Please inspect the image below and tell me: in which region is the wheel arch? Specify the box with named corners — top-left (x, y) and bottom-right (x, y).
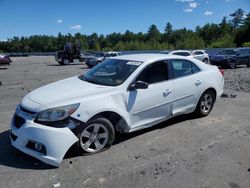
top-left (88, 111), bottom-right (129, 133)
top-left (202, 87), bottom-right (217, 101)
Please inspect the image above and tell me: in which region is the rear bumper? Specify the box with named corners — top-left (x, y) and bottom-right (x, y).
top-left (10, 108), bottom-right (78, 167)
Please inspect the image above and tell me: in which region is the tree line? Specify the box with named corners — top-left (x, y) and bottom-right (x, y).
top-left (0, 8), bottom-right (249, 53)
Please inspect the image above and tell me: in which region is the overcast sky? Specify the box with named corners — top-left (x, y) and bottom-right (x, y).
top-left (0, 0), bottom-right (249, 41)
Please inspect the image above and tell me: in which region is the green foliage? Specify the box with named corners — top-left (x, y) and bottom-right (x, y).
top-left (235, 13), bottom-right (250, 46)
top-left (0, 9), bottom-right (249, 53)
top-left (229, 8), bottom-right (245, 29)
top-left (242, 42), bottom-right (250, 47)
top-left (210, 35), bottom-right (236, 48)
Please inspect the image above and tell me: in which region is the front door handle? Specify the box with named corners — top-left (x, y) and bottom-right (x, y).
top-left (195, 80), bottom-right (202, 86)
top-left (163, 89), bottom-right (172, 97)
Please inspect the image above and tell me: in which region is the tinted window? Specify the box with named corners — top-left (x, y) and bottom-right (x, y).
top-left (191, 62), bottom-right (201, 74)
top-left (219, 50), bottom-right (237, 55)
top-left (170, 59), bottom-right (200, 78)
top-left (193, 51), bottom-right (204, 55)
top-left (172, 52), bottom-right (191, 56)
top-left (136, 61), bottom-right (168, 84)
top-left (243, 49), bottom-right (250, 54)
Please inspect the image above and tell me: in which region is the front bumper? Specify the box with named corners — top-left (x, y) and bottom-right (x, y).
top-left (10, 106), bottom-right (78, 167)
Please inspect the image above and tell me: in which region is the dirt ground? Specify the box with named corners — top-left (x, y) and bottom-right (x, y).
top-left (0, 56), bottom-right (250, 188)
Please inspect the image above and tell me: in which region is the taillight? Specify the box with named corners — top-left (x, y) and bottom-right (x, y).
top-left (219, 69), bottom-right (224, 76)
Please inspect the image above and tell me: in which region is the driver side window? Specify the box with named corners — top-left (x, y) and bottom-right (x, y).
top-left (136, 61), bottom-right (168, 84)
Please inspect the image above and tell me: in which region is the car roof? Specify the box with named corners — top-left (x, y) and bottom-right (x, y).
top-left (112, 53), bottom-right (210, 71)
top-left (192, 50), bottom-right (206, 52)
top-left (112, 53), bottom-right (192, 63)
top-left (171, 50), bottom-right (191, 53)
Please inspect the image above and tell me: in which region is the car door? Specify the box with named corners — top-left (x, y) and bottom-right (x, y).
top-left (127, 61), bottom-right (174, 129)
top-left (169, 59), bottom-right (205, 115)
top-left (243, 49), bottom-right (250, 65)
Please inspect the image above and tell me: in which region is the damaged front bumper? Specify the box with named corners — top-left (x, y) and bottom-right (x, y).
top-left (9, 106), bottom-right (78, 167)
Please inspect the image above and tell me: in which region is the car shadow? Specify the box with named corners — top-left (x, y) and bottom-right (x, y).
top-left (113, 114), bottom-right (200, 145)
top-left (0, 114), bottom-right (200, 170)
top-left (65, 114), bottom-right (201, 158)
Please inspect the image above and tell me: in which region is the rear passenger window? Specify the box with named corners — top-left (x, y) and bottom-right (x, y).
top-left (170, 59), bottom-right (200, 78)
top-left (173, 52), bottom-right (191, 56)
top-left (136, 61), bottom-right (168, 84)
top-left (194, 51), bottom-right (203, 55)
top-left (192, 63), bottom-right (201, 74)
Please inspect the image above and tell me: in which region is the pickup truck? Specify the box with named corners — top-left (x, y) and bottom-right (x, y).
top-left (209, 48), bottom-right (250, 69)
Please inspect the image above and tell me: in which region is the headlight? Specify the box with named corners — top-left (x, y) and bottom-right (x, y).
top-left (37, 103), bottom-right (80, 123)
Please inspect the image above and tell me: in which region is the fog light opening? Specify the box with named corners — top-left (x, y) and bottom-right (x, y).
top-left (35, 143), bottom-right (43, 151)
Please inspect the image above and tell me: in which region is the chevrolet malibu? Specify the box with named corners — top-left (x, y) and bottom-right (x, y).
top-left (10, 54), bottom-right (224, 167)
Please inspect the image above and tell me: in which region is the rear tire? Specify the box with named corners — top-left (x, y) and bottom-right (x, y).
top-left (203, 58), bottom-right (208, 64)
top-left (195, 90), bottom-right (215, 117)
top-left (74, 117), bottom-right (115, 155)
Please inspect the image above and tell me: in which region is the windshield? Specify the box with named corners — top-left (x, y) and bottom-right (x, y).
top-left (79, 59), bottom-right (142, 86)
top-left (219, 50), bottom-right (237, 55)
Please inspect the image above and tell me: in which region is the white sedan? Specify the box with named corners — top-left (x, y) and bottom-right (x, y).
top-left (10, 54), bottom-right (224, 166)
top-left (169, 50), bottom-right (193, 57)
top-left (192, 50), bottom-right (209, 63)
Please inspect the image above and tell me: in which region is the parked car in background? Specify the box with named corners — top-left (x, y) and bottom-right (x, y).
top-left (0, 54), bottom-right (12, 65)
top-left (86, 51), bottom-right (121, 68)
top-left (10, 54), bottom-right (224, 166)
top-left (55, 43), bottom-right (85, 65)
top-left (103, 51), bottom-right (121, 60)
top-left (159, 50), bottom-right (170, 54)
top-left (85, 51), bottom-right (106, 68)
top-left (209, 48), bottom-right (250, 69)
top-left (169, 50), bottom-right (193, 57)
top-left (192, 50), bottom-right (209, 63)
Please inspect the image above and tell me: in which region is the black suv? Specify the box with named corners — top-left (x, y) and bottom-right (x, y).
top-left (209, 48), bottom-right (250, 69)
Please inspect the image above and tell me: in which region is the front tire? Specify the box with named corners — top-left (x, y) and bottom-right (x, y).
top-left (75, 117), bottom-right (115, 154)
top-left (228, 60), bottom-right (236, 69)
top-left (195, 90), bottom-right (215, 117)
top-left (62, 58), bottom-right (70, 65)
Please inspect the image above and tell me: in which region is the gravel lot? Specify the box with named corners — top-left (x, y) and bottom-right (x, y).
top-left (0, 56), bottom-right (250, 188)
top-left (224, 67), bottom-right (250, 93)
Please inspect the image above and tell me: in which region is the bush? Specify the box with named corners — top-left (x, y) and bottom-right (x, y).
top-left (210, 35), bottom-right (236, 48)
top-left (242, 41), bottom-right (250, 47)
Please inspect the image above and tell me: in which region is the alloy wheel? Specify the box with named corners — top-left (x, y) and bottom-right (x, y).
top-left (200, 93), bottom-right (213, 114)
top-left (80, 123), bottom-right (109, 153)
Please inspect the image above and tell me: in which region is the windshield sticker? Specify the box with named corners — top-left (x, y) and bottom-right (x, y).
top-left (127, 61), bottom-right (142, 66)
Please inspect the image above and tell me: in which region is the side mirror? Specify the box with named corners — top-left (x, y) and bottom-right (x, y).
top-left (129, 81), bottom-right (148, 90)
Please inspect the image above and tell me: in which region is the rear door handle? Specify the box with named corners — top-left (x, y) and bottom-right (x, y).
top-left (163, 89), bottom-right (172, 97)
top-left (195, 80), bottom-right (202, 86)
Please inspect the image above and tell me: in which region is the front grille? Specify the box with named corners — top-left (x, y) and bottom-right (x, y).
top-left (20, 106), bottom-right (36, 115)
top-left (13, 115), bottom-right (26, 129)
top-left (10, 131), bottom-right (18, 141)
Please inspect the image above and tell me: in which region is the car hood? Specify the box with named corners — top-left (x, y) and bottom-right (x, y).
top-left (21, 76), bottom-right (114, 111)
